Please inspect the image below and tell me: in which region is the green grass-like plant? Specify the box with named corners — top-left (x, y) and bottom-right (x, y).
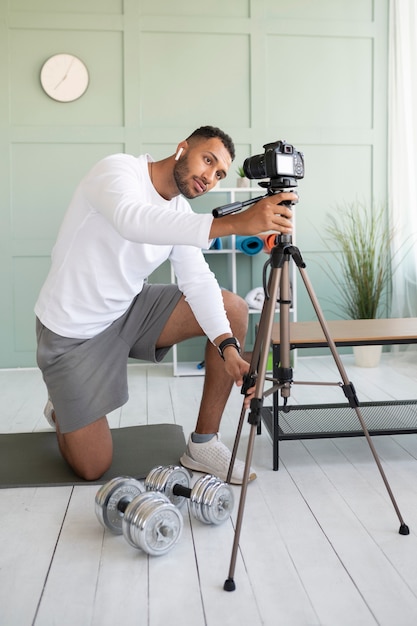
top-left (323, 201), bottom-right (395, 319)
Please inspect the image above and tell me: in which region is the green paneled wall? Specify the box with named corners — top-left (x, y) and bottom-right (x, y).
top-left (0, 0), bottom-right (388, 367)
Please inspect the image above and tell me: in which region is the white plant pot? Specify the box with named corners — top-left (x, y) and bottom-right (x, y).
top-left (353, 345), bottom-right (382, 368)
top-left (236, 177), bottom-right (250, 188)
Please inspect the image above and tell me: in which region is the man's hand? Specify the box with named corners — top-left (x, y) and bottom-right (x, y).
top-left (209, 190), bottom-right (297, 240)
top-left (223, 348), bottom-right (256, 409)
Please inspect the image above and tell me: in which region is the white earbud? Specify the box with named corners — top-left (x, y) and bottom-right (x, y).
top-left (175, 147), bottom-right (184, 161)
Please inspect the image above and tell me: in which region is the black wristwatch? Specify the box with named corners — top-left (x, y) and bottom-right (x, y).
top-left (217, 337), bottom-right (241, 360)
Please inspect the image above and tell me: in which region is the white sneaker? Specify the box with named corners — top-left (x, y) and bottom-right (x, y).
top-left (180, 434), bottom-right (257, 485)
top-left (43, 398), bottom-right (56, 429)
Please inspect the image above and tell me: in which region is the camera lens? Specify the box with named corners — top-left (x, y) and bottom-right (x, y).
top-left (243, 154), bottom-right (266, 179)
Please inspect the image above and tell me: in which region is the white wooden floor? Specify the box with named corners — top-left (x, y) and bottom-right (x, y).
top-left (2, 350), bottom-right (417, 626)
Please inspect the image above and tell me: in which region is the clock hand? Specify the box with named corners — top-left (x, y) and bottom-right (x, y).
top-left (53, 57), bottom-right (75, 90)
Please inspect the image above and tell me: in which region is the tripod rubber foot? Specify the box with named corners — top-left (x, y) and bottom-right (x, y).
top-left (399, 523), bottom-right (410, 536)
top-left (224, 578), bottom-right (236, 592)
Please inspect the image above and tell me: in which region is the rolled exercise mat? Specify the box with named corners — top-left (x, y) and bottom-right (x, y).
top-left (209, 237), bottom-right (223, 250)
top-left (235, 235), bottom-right (263, 255)
top-left (261, 233), bottom-right (278, 253)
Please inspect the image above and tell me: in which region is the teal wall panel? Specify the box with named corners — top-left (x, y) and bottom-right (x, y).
top-left (265, 36), bottom-right (373, 129)
top-left (10, 30), bottom-right (124, 126)
top-left (10, 0), bottom-right (123, 13)
top-left (139, 32), bottom-right (251, 128)
top-left (12, 256), bottom-right (51, 354)
top-left (265, 0), bottom-right (373, 21)
top-left (138, 0), bottom-right (250, 18)
top-left (296, 144), bottom-right (373, 252)
top-left (10, 142), bottom-right (124, 241)
top-left (0, 0), bottom-right (389, 367)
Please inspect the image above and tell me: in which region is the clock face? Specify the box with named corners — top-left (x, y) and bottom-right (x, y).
top-left (40, 53), bottom-right (89, 102)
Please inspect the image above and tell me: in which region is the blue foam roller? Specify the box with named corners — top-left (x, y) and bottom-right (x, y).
top-left (235, 236), bottom-right (263, 255)
top-left (210, 237), bottom-right (223, 250)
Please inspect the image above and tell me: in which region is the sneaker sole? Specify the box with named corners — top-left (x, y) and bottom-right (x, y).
top-left (180, 453), bottom-right (257, 485)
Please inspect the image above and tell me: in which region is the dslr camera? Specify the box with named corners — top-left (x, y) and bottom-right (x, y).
top-left (212, 140), bottom-right (304, 217)
top-left (243, 140), bottom-right (304, 189)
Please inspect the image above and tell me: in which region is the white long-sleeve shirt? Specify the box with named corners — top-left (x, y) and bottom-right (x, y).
top-left (35, 153), bottom-right (232, 341)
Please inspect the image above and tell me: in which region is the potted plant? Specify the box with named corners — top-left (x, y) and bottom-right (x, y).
top-left (322, 200), bottom-right (395, 366)
top-left (236, 166), bottom-right (249, 188)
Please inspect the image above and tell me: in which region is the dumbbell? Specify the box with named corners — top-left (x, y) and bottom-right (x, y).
top-left (95, 476), bottom-right (183, 556)
top-left (145, 465), bottom-right (234, 525)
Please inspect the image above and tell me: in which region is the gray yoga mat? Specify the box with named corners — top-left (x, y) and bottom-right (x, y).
top-left (0, 424), bottom-right (186, 488)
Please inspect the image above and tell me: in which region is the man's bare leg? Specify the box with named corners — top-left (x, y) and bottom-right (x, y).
top-left (157, 290), bottom-right (249, 434)
top-left (54, 415), bottom-right (113, 481)
top-left (194, 298), bottom-right (249, 435)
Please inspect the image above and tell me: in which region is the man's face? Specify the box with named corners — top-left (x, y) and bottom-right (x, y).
top-left (173, 137), bottom-right (232, 199)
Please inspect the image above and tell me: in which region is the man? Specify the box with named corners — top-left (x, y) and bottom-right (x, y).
top-left (35, 126), bottom-right (295, 484)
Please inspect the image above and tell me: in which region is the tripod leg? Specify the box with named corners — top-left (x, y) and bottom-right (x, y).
top-left (224, 266), bottom-right (282, 591)
top-left (272, 253), bottom-right (293, 470)
top-left (298, 265), bottom-right (409, 536)
top-left (226, 264), bottom-right (282, 483)
top-left (224, 419), bottom-right (258, 591)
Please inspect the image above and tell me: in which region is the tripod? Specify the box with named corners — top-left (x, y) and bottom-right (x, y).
top-left (223, 233), bottom-right (410, 592)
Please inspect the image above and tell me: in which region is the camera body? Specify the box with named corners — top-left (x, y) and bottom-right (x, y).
top-left (243, 140), bottom-right (304, 187)
top-left (212, 140), bottom-right (304, 218)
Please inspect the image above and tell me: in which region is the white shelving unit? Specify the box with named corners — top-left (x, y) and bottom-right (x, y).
top-left (171, 187), bottom-right (297, 376)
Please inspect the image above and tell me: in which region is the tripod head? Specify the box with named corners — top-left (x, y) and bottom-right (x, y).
top-left (213, 139), bottom-right (303, 218)
top-left (258, 176), bottom-right (299, 193)
top-left (212, 181), bottom-right (298, 218)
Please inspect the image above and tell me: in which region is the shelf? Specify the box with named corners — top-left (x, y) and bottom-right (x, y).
top-left (172, 360), bottom-right (206, 377)
top-left (205, 248), bottom-right (235, 255)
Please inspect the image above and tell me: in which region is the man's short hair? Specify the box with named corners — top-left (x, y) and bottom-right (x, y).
top-left (187, 126), bottom-right (235, 161)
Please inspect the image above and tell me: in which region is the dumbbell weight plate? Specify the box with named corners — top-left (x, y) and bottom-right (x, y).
top-left (190, 475), bottom-right (234, 525)
top-left (189, 474), bottom-right (214, 524)
top-left (201, 478), bottom-right (234, 525)
top-left (145, 465), bottom-right (191, 508)
top-left (95, 476), bottom-right (143, 535)
top-left (123, 492), bottom-right (183, 556)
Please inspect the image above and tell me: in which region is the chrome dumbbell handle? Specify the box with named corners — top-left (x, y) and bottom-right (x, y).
top-left (172, 483), bottom-right (192, 498)
top-left (145, 465), bottom-right (234, 525)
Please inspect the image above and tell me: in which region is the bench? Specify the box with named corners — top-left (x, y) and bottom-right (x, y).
top-left (260, 318), bottom-right (417, 469)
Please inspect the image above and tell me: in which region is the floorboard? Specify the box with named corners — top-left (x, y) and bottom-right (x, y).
top-left (1, 353), bottom-right (417, 625)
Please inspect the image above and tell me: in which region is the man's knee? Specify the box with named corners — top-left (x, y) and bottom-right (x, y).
top-left (74, 451), bottom-right (112, 481)
top-left (222, 291), bottom-right (249, 328)
top-left (58, 417), bottom-right (113, 481)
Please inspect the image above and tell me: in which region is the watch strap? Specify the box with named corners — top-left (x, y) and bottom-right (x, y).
top-left (217, 337), bottom-right (241, 360)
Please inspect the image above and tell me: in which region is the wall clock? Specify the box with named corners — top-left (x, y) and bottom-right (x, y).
top-left (40, 53), bottom-right (89, 102)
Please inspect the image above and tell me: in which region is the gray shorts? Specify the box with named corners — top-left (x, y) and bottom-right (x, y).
top-left (36, 283), bottom-right (183, 433)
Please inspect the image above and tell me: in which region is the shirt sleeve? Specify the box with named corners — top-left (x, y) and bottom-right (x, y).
top-left (84, 155), bottom-right (214, 248)
top-left (169, 244), bottom-right (233, 342)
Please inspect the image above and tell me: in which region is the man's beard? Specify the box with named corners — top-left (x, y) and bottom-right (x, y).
top-left (173, 157), bottom-right (196, 199)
